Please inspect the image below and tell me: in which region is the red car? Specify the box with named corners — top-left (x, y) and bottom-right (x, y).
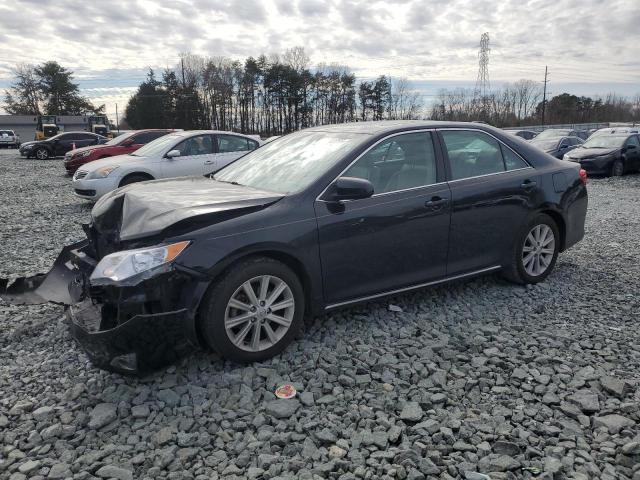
top-left (63, 129), bottom-right (175, 174)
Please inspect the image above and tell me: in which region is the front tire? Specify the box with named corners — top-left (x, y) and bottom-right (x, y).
top-left (199, 256), bottom-right (304, 363)
top-left (610, 159), bottom-right (624, 177)
top-left (35, 148), bottom-right (49, 160)
top-left (503, 213), bottom-right (560, 285)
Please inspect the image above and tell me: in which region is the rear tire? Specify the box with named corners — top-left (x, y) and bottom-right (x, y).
top-left (502, 213), bottom-right (560, 285)
top-left (610, 159), bottom-right (624, 177)
top-left (119, 174), bottom-right (152, 187)
top-left (198, 256), bottom-right (304, 363)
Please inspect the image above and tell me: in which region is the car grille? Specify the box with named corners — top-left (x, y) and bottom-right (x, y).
top-left (74, 189), bottom-right (96, 197)
top-left (74, 170), bottom-right (88, 180)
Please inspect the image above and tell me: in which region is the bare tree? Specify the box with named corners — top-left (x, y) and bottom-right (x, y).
top-left (3, 64), bottom-right (42, 115)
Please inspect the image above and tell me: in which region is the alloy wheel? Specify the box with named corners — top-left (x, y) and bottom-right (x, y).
top-left (224, 275), bottom-right (295, 352)
top-left (36, 148), bottom-right (48, 160)
top-left (522, 224), bottom-right (555, 277)
top-left (612, 160), bottom-right (624, 177)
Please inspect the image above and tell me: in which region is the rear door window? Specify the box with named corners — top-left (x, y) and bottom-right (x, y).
top-left (626, 135), bottom-right (640, 147)
top-left (217, 135), bottom-right (254, 153)
top-left (174, 134), bottom-right (214, 156)
top-left (440, 130), bottom-right (506, 180)
top-left (501, 145), bottom-right (529, 170)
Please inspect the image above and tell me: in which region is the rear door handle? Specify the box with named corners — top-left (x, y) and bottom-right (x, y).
top-left (424, 196), bottom-right (449, 209)
top-left (521, 179), bottom-right (537, 189)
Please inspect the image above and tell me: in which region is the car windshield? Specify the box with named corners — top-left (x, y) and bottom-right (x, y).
top-left (131, 133), bottom-right (181, 157)
top-left (0, 130), bottom-right (13, 135)
top-left (536, 129), bottom-right (570, 139)
top-left (582, 136), bottom-right (627, 149)
top-left (105, 131), bottom-right (135, 146)
top-left (531, 139), bottom-right (560, 150)
top-left (214, 131), bottom-right (367, 194)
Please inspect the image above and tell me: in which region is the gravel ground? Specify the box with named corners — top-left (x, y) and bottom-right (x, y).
top-left (0, 148), bottom-right (639, 480)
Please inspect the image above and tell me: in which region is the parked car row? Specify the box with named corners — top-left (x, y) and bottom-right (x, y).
top-left (512, 126), bottom-right (640, 177)
top-left (1, 120), bottom-right (589, 374)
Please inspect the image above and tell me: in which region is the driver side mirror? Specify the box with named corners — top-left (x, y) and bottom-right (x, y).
top-left (166, 149), bottom-right (181, 159)
top-left (325, 177), bottom-right (374, 202)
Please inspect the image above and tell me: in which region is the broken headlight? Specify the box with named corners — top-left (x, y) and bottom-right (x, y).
top-left (90, 241), bottom-right (190, 286)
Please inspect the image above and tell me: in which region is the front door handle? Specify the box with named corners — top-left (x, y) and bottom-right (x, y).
top-left (521, 179), bottom-right (537, 189)
top-left (203, 160), bottom-right (215, 165)
top-left (424, 196), bottom-right (449, 209)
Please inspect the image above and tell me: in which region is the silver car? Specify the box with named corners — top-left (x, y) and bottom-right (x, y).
top-left (71, 130), bottom-right (262, 200)
top-left (0, 130), bottom-right (20, 148)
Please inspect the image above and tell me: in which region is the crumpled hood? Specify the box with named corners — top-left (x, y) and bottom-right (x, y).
top-left (91, 176), bottom-right (284, 242)
top-left (567, 147), bottom-right (619, 159)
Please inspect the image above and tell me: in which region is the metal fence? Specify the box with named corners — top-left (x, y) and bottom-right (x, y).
top-left (503, 122), bottom-right (639, 133)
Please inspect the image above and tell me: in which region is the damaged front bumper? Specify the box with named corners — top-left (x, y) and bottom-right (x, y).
top-left (0, 239), bottom-right (201, 375)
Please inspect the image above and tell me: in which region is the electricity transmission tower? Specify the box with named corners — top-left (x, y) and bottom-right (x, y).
top-left (474, 33), bottom-right (491, 117)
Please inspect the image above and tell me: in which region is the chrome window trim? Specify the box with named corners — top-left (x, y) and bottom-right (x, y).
top-left (325, 265), bottom-right (502, 310)
top-left (446, 166), bottom-right (534, 184)
top-left (316, 129), bottom-right (439, 202)
top-left (317, 127), bottom-right (537, 203)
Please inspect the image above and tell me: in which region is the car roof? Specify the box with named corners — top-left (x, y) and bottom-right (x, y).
top-left (170, 130), bottom-right (256, 137)
top-left (304, 120), bottom-right (510, 135)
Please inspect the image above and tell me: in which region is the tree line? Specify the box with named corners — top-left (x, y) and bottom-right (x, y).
top-left (430, 82), bottom-right (640, 127)
top-left (124, 48), bottom-right (423, 134)
top-left (3, 51), bottom-right (639, 131)
top-left (3, 62), bottom-right (103, 116)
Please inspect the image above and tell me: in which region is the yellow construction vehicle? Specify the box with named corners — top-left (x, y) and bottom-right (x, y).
top-left (35, 115), bottom-right (59, 140)
top-left (87, 115), bottom-right (111, 137)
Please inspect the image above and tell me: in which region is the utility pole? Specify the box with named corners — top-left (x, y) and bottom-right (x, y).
top-left (181, 57), bottom-right (186, 88)
top-left (115, 104), bottom-right (119, 133)
top-left (541, 66), bottom-right (549, 126)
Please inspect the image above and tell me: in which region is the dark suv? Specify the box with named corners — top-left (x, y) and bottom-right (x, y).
top-left (19, 132), bottom-right (107, 159)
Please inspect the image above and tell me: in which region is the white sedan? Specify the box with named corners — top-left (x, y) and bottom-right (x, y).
top-left (72, 130), bottom-right (261, 200)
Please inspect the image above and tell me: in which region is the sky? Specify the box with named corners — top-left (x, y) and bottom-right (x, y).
top-left (0, 0), bottom-right (638, 121)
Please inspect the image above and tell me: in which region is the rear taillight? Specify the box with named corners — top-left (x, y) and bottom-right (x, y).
top-left (579, 169), bottom-right (588, 185)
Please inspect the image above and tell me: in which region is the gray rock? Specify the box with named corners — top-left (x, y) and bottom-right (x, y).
top-left (264, 399), bottom-right (300, 418)
top-left (18, 460), bottom-right (41, 474)
top-left (400, 402), bottom-right (424, 422)
top-left (493, 440), bottom-right (520, 456)
top-left (478, 454), bottom-right (521, 472)
top-left (87, 403), bottom-right (117, 429)
top-left (601, 375), bottom-right (630, 398)
top-left (32, 406), bottom-right (55, 421)
top-left (567, 390), bottom-right (600, 413)
top-left (95, 465), bottom-right (133, 480)
top-left (157, 388), bottom-right (181, 407)
top-left (465, 472), bottom-right (491, 480)
top-left (47, 463), bottom-right (72, 479)
top-left (131, 404), bottom-right (150, 418)
top-left (593, 414), bottom-right (635, 434)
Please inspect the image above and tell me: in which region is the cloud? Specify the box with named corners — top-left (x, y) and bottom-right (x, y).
top-left (0, 0), bottom-right (638, 117)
